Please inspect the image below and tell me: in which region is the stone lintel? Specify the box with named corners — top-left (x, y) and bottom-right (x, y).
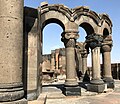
top-left (63, 86), bottom-right (81, 96)
top-left (87, 84), bottom-right (105, 93)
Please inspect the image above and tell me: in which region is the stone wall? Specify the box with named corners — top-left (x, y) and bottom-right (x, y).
top-left (24, 7), bottom-right (42, 100)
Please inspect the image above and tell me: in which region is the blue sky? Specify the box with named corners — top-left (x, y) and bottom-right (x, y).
top-left (24, 0), bottom-right (120, 64)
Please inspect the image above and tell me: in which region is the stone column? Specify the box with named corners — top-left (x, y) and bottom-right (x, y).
top-left (0, 0), bottom-right (26, 103)
top-left (61, 29), bottom-right (81, 96)
top-left (50, 52), bottom-right (55, 70)
top-left (64, 39), bottom-right (78, 86)
top-left (79, 54), bottom-right (83, 74)
top-left (102, 44), bottom-right (114, 88)
top-left (81, 52), bottom-right (88, 75)
top-left (91, 47), bottom-right (104, 84)
top-left (81, 52), bottom-right (89, 82)
top-left (87, 46), bottom-right (105, 93)
top-left (86, 34), bottom-right (105, 93)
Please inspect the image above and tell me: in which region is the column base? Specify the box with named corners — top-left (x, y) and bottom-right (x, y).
top-left (64, 79), bottom-right (78, 87)
top-left (87, 79), bottom-right (105, 93)
top-left (63, 86), bottom-right (81, 96)
top-left (0, 83), bottom-right (24, 102)
top-left (103, 77), bottom-right (114, 89)
top-left (0, 98), bottom-right (27, 104)
top-left (87, 84), bottom-right (105, 93)
top-left (90, 79), bottom-right (104, 85)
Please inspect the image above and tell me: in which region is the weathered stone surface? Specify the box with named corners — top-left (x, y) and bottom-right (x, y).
top-left (103, 77), bottom-right (115, 88)
top-left (87, 84), bottom-right (105, 93)
top-left (63, 86), bottom-right (81, 96)
top-left (0, 0), bottom-right (25, 102)
top-left (0, 99), bottom-right (27, 104)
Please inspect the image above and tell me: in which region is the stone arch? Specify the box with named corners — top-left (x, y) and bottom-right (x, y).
top-left (40, 4), bottom-right (71, 31)
top-left (75, 15), bottom-right (97, 35)
top-left (103, 28), bottom-right (109, 39)
top-left (101, 21), bottom-right (112, 35)
top-left (98, 14), bottom-right (112, 37)
top-left (74, 6), bottom-right (100, 25)
top-left (79, 22), bottom-right (95, 35)
top-left (41, 18), bottom-right (65, 31)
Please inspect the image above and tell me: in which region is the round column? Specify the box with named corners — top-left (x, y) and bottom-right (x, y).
top-left (90, 46), bottom-right (104, 84)
top-left (78, 53), bottom-right (83, 74)
top-left (102, 44), bottom-right (114, 88)
top-left (81, 52), bottom-right (88, 75)
top-left (0, 0), bottom-right (24, 102)
top-left (64, 39), bottom-right (78, 86)
top-left (86, 34), bottom-right (104, 85)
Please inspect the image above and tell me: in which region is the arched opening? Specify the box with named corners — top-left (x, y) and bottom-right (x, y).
top-left (78, 27), bottom-right (86, 42)
top-left (43, 23), bottom-right (64, 54)
top-left (76, 22), bottom-right (95, 80)
top-left (42, 18), bottom-right (65, 54)
top-left (78, 22), bottom-right (95, 67)
top-left (103, 28), bottom-right (109, 39)
top-left (41, 18), bottom-right (65, 83)
top-left (80, 23), bottom-right (94, 36)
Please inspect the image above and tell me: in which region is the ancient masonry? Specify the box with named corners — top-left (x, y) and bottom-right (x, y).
top-left (0, 1), bottom-right (114, 103)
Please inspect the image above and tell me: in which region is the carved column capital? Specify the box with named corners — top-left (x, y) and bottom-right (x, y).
top-left (86, 33), bottom-right (103, 49)
top-left (101, 38), bottom-right (113, 52)
top-left (64, 38), bottom-right (76, 48)
top-left (101, 44), bottom-right (112, 52)
top-left (61, 31), bottom-right (79, 48)
top-left (61, 31), bottom-right (79, 40)
top-left (89, 41), bottom-right (101, 49)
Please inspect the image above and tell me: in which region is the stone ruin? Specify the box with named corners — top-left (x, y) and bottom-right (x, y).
top-left (0, 1), bottom-right (114, 103)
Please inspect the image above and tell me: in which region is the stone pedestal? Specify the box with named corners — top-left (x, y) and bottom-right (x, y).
top-left (0, 0), bottom-right (26, 102)
top-left (63, 86), bottom-right (81, 96)
top-left (87, 84), bottom-right (105, 93)
top-left (102, 45), bottom-right (114, 88)
top-left (103, 77), bottom-right (114, 89)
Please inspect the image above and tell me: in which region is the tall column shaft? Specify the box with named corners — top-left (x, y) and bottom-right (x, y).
top-left (65, 47), bottom-right (78, 86)
top-left (91, 47), bottom-right (104, 84)
top-left (0, 0), bottom-right (24, 102)
top-left (79, 54), bottom-right (83, 73)
top-left (92, 47), bottom-right (101, 79)
top-left (102, 44), bottom-right (114, 88)
top-left (82, 55), bottom-right (87, 75)
top-left (86, 34), bottom-right (105, 92)
top-left (103, 52), bottom-right (112, 78)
